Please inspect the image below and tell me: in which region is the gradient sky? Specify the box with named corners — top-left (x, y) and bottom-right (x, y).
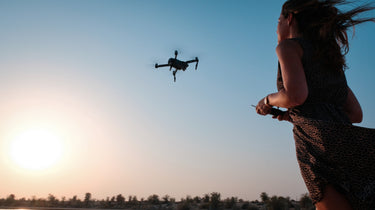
top-left (0, 0), bottom-right (374, 202)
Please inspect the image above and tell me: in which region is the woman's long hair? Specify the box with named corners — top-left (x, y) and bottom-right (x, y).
top-left (282, 0), bottom-right (375, 73)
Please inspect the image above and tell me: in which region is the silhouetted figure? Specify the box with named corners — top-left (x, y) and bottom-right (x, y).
top-left (256, 0), bottom-right (375, 209)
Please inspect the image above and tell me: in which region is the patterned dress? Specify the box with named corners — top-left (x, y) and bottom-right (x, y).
top-left (277, 38), bottom-right (375, 209)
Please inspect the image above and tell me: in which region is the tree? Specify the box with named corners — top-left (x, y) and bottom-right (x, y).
top-left (110, 196), bottom-right (116, 208)
top-left (162, 194), bottom-right (170, 204)
top-left (224, 197), bottom-right (238, 209)
top-left (84, 193), bottom-right (92, 208)
top-left (61, 196), bottom-right (66, 207)
top-left (147, 194), bottom-right (160, 205)
top-left (260, 192), bottom-right (270, 203)
top-left (104, 197), bottom-right (111, 208)
top-left (5, 194), bottom-right (16, 206)
top-left (267, 196), bottom-right (288, 210)
top-left (116, 194), bottom-right (125, 207)
top-left (177, 200), bottom-right (191, 210)
top-left (203, 194), bottom-right (210, 203)
top-left (300, 193), bottom-right (314, 210)
top-left (210, 192), bottom-right (221, 210)
top-left (69, 195), bottom-right (81, 208)
top-left (184, 195), bottom-right (193, 203)
top-left (30, 196), bottom-right (37, 207)
top-left (47, 194), bottom-right (58, 207)
top-left (193, 196), bottom-right (202, 203)
top-left (128, 195), bottom-right (139, 206)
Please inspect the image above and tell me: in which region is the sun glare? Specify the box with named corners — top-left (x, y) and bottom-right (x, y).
top-left (9, 128), bottom-right (63, 170)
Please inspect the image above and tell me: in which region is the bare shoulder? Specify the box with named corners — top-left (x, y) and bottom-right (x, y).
top-left (276, 39), bottom-right (303, 58)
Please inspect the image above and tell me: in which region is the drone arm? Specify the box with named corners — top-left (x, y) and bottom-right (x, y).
top-left (186, 60), bottom-right (197, 64)
top-left (186, 57), bottom-right (199, 70)
top-left (186, 57), bottom-right (199, 63)
top-left (155, 63), bottom-right (170, 68)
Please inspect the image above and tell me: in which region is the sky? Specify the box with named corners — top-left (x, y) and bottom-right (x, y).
top-left (0, 0), bottom-right (375, 202)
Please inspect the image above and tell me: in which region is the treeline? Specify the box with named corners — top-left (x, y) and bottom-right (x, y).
top-left (0, 192), bottom-right (315, 210)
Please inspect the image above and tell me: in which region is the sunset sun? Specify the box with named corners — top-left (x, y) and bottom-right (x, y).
top-left (9, 128), bottom-right (64, 170)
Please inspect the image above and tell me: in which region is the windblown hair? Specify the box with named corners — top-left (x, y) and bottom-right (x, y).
top-left (282, 0), bottom-right (375, 73)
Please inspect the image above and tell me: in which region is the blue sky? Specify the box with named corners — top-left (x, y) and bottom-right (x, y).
top-left (0, 0), bottom-right (374, 201)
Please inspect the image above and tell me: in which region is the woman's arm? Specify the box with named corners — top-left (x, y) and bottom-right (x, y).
top-left (268, 39), bottom-right (308, 108)
top-left (343, 87), bottom-right (362, 123)
top-left (256, 39), bottom-right (307, 116)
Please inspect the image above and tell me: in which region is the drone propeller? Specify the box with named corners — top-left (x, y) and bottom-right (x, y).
top-left (195, 57), bottom-right (199, 70)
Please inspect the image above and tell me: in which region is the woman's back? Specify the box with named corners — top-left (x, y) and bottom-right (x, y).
top-left (277, 38), bottom-right (351, 123)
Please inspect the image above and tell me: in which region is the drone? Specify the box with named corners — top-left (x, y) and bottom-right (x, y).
top-left (155, 50), bottom-right (199, 82)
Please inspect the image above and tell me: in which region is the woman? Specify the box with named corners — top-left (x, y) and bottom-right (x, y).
top-left (256, 0), bottom-right (375, 209)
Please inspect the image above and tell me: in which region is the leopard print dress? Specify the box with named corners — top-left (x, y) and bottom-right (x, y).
top-left (277, 38), bottom-right (375, 209)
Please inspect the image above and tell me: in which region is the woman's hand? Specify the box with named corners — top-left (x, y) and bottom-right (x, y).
top-left (256, 96), bottom-right (273, 115)
top-left (272, 110), bottom-right (292, 122)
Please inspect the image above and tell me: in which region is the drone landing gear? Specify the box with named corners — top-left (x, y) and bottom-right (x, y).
top-left (173, 70), bottom-right (177, 82)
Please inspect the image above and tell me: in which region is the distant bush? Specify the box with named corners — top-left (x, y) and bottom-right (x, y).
top-left (147, 194), bottom-right (160, 205)
top-left (0, 191), bottom-right (316, 210)
top-left (224, 197), bottom-right (238, 209)
top-left (248, 205), bottom-right (260, 210)
top-left (299, 193), bottom-right (314, 210)
top-left (177, 201), bottom-right (191, 210)
top-left (266, 196), bottom-right (289, 210)
top-left (199, 202), bottom-right (210, 209)
top-left (210, 192), bottom-right (221, 210)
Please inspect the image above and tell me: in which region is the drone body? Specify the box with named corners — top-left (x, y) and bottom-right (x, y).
top-left (155, 50), bottom-right (199, 82)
